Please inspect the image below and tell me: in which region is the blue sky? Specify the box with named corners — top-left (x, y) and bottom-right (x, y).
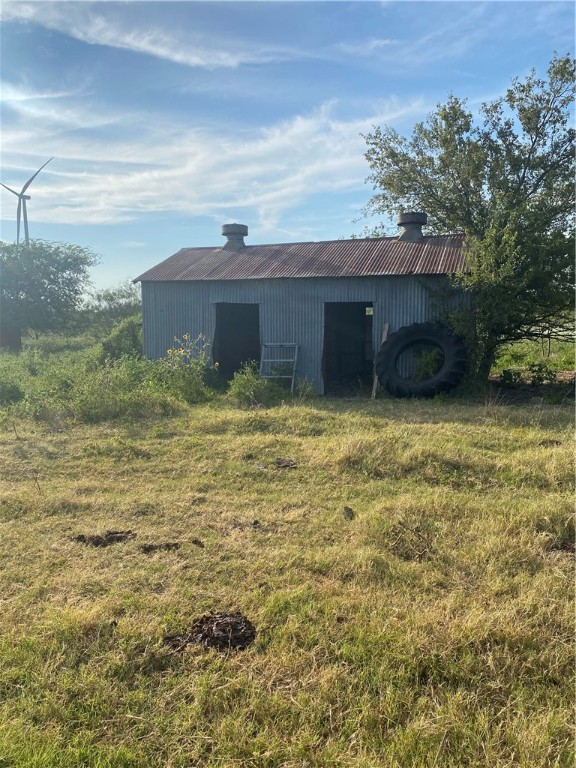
top-left (0, 1), bottom-right (574, 289)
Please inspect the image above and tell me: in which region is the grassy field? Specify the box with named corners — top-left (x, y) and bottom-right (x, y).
top-left (0, 394), bottom-right (573, 767)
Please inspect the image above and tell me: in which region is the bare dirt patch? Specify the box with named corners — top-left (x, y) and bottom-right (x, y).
top-left (73, 530), bottom-right (136, 547)
top-left (139, 542), bottom-right (180, 554)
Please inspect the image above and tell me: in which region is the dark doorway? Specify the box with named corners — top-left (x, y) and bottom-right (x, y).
top-left (213, 303), bottom-right (260, 380)
top-left (323, 302), bottom-right (373, 393)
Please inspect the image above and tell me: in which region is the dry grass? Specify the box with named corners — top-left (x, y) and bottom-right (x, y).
top-left (0, 397), bottom-right (573, 767)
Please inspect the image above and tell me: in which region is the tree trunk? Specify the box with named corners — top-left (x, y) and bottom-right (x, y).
top-left (0, 328), bottom-right (22, 352)
top-left (476, 344), bottom-right (498, 384)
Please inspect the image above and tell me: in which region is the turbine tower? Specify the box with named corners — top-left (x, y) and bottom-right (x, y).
top-left (1, 157), bottom-right (53, 246)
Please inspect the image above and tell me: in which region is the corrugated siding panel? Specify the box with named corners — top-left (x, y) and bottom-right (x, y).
top-left (142, 276), bottom-right (459, 393)
top-left (141, 282), bottom-right (212, 359)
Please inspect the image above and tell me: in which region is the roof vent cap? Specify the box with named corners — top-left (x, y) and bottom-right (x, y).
top-left (397, 211), bottom-right (427, 241)
top-left (222, 223), bottom-right (248, 250)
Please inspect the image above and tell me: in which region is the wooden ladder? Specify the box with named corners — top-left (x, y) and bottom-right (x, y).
top-left (260, 343), bottom-right (299, 394)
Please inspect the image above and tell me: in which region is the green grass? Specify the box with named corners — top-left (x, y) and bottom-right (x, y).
top-left (21, 332), bottom-right (101, 355)
top-left (492, 338), bottom-right (574, 375)
top-left (0, 395), bottom-right (573, 767)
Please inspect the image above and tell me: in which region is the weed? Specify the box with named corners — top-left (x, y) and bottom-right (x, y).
top-left (155, 334), bottom-right (224, 404)
top-left (226, 361), bottom-right (287, 408)
top-left (294, 378), bottom-right (316, 401)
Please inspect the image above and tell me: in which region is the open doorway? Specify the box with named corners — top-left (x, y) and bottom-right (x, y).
top-left (212, 303), bottom-right (260, 380)
top-left (323, 302), bottom-right (373, 393)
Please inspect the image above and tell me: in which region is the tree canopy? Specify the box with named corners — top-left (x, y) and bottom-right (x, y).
top-left (0, 239), bottom-right (99, 350)
top-left (363, 54), bottom-right (575, 377)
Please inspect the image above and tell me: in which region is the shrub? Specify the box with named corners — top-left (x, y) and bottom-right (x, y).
top-left (526, 362), bottom-right (557, 386)
top-left (68, 356), bottom-right (177, 422)
top-left (226, 361), bottom-right (287, 408)
top-left (497, 368), bottom-right (523, 387)
top-left (497, 363), bottom-right (559, 388)
top-left (154, 334), bottom-right (223, 404)
top-left (99, 314), bottom-right (142, 361)
top-left (408, 343), bottom-right (445, 382)
top-left (0, 336), bottom-right (224, 425)
top-left (2, 350), bottom-right (180, 425)
top-left (0, 379), bottom-right (24, 406)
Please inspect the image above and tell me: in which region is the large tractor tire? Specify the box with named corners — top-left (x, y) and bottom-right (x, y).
top-left (375, 322), bottom-right (467, 398)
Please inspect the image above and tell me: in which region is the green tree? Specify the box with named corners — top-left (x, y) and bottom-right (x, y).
top-left (363, 54), bottom-right (575, 379)
top-left (0, 239), bottom-right (99, 351)
top-left (73, 280), bottom-right (142, 337)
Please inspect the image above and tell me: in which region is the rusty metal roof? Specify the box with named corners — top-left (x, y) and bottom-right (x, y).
top-left (135, 234), bottom-right (465, 282)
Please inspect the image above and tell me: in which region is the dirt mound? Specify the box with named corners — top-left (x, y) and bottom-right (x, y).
top-left (275, 458), bottom-right (297, 468)
top-left (164, 612), bottom-right (256, 651)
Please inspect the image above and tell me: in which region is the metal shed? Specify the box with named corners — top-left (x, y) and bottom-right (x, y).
top-left (135, 216), bottom-right (466, 394)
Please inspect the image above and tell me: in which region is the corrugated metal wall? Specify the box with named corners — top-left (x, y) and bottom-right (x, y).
top-left (141, 276), bottom-right (460, 393)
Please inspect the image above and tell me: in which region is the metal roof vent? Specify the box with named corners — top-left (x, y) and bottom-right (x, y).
top-left (397, 211), bottom-right (427, 241)
top-left (222, 223), bottom-right (248, 250)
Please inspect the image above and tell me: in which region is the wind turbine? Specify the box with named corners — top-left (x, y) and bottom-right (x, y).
top-left (1, 157), bottom-right (53, 246)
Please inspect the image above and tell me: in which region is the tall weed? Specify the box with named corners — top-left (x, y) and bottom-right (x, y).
top-left (154, 334), bottom-right (225, 404)
top-left (1, 349), bottom-right (178, 424)
top-left (0, 334), bottom-right (226, 425)
top-left (226, 361), bottom-right (288, 408)
top-left (68, 357), bottom-right (180, 422)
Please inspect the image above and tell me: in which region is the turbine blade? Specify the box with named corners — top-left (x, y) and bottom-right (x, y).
top-left (0, 183), bottom-right (20, 197)
top-left (21, 157), bottom-right (53, 194)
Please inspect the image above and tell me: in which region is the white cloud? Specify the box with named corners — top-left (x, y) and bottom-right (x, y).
top-left (2, 81), bottom-right (121, 131)
top-left (1, 2), bottom-right (310, 69)
top-left (0, 94), bottom-right (427, 232)
top-left (0, 82), bottom-right (79, 102)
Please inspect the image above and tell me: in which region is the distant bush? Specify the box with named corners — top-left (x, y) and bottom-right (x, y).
top-left (497, 362), bottom-right (560, 388)
top-left (493, 338), bottom-right (574, 375)
top-left (0, 341), bottom-right (303, 422)
top-left (0, 379), bottom-right (24, 406)
top-left (71, 280), bottom-right (142, 337)
top-left (23, 333), bottom-right (98, 354)
top-left (99, 314), bottom-right (143, 361)
top-left (69, 358), bottom-right (180, 423)
top-left (526, 362), bottom-right (557, 386)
